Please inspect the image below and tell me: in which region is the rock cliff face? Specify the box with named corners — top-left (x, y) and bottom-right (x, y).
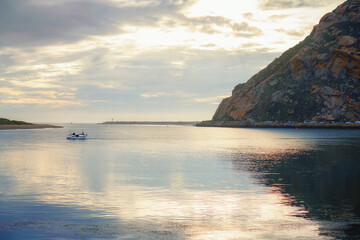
top-left (213, 0), bottom-right (360, 122)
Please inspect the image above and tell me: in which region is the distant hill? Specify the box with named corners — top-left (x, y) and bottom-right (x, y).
top-left (213, 0), bottom-right (360, 122)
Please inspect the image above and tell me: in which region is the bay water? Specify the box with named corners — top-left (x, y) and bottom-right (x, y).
top-left (0, 124), bottom-right (359, 239)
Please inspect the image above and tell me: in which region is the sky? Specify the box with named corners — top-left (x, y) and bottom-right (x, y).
top-left (0, 0), bottom-right (344, 123)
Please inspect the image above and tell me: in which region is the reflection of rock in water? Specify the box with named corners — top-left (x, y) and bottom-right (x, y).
top-left (231, 143), bottom-right (360, 238)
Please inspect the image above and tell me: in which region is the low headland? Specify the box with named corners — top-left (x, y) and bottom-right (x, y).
top-left (196, 120), bottom-right (360, 129)
top-left (0, 118), bottom-right (62, 130)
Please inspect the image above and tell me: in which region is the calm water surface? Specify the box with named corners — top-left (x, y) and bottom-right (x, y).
top-left (0, 124), bottom-right (359, 239)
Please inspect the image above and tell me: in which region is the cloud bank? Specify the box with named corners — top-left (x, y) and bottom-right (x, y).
top-left (0, 0), bottom-right (345, 122)
top-left (259, 0), bottom-right (342, 10)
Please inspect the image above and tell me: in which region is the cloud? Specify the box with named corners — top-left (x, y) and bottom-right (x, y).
top-left (200, 43), bottom-right (217, 48)
top-left (275, 28), bottom-right (307, 37)
top-left (2, 0), bottom-right (309, 121)
top-left (0, 0), bottom-right (119, 47)
top-left (258, 0), bottom-right (342, 10)
top-left (0, 45), bottom-right (278, 119)
top-left (0, 86), bottom-right (79, 107)
top-left (141, 92), bottom-right (167, 98)
top-left (0, 98), bottom-right (82, 107)
top-left (231, 22), bottom-right (263, 38)
top-left (243, 13), bottom-right (255, 21)
top-left (172, 14), bottom-right (263, 37)
top-left (240, 42), bottom-right (263, 49)
top-left (140, 91), bottom-right (194, 99)
top-left (0, 53), bottom-right (16, 70)
top-left (193, 95), bottom-right (229, 105)
top-left (269, 14), bottom-right (290, 21)
top-left (0, 0), bottom-right (264, 50)
top-left (0, 87), bottom-right (24, 96)
top-left (0, 0), bottom-right (199, 48)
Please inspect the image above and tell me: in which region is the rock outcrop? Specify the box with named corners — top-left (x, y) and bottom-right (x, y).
top-left (213, 0), bottom-right (360, 122)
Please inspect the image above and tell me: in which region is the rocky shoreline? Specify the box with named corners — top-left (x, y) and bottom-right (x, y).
top-left (195, 120), bottom-right (360, 129)
top-left (0, 124), bottom-right (63, 130)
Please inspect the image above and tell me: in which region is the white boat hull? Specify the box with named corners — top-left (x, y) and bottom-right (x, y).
top-left (67, 134), bottom-right (86, 140)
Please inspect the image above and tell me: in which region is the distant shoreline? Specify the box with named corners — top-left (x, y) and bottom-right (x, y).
top-left (102, 121), bottom-right (199, 126)
top-left (195, 121), bottom-right (360, 129)
top-left (0, 124), bottom-right (63, 130)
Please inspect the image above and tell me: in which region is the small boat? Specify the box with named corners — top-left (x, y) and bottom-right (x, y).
top-left (67, 132), bottom-right (87, 140)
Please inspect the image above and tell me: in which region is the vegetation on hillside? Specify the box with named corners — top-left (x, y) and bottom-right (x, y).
top-left (0, 118), bottom-right (32, 125)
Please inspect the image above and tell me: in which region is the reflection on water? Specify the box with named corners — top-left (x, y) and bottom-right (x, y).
top-left (231, 133), bottom-right (360, 239)
top-left (0, 125), bottom-right (359, 239)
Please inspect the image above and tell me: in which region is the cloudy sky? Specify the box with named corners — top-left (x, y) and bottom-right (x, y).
top-left (0, 0), bottom-right (344, 123)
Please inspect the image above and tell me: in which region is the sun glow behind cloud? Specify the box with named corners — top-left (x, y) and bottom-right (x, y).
top-left (0, 0), bottom-right (344, 122)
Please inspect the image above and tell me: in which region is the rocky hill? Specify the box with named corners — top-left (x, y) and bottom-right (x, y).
top-left (213, 0), bottom-right (360, 122)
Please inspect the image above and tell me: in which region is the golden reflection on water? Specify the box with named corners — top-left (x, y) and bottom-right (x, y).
top-left (0, 126), bottom-right (328, 239)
